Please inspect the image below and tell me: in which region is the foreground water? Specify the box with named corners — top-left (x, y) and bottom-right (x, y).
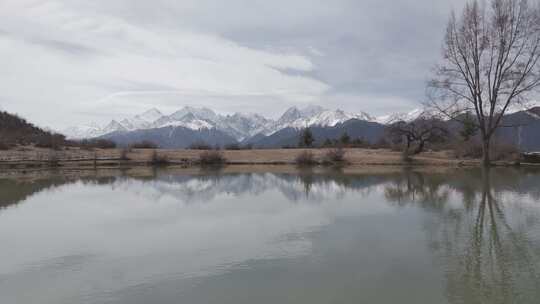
top-left (1, 167), bottom-right (540, 304)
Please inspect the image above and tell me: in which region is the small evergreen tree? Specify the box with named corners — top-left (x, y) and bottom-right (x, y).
top-left (299, 128), bottom-right (315, 147)
top-left (460, 113), bottom-right (478, 142)
top-left (340, 132), bottom-right (350, 146)
top-left (322, 138), bottom-right (333, 147)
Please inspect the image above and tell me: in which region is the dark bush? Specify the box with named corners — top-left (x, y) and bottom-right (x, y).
top-left (78, 139), bottom-right (117, 149)
top-left (189, 142), bottom-right (212, 150)
top-left (119, 147), bottom-right (130, 160)
top-left (35, 134), bottom-right (65, 150)
top-left (295, 150), bottom-right (318, 166)
top-left (491, 142), bottom-right (520, 161)
top-left (149, 150), bottom-right (170, 165)
top-left (322, 148), bottom-right (347, 165)
top-left (0, 142), bottom-right (11, 150)
top-left (198, 150), bottom-right (227, 165)
top-left (48, 152), bottom-right (61, 167)
top-left (452, 140), bottom-right (483, 159)
top-left (452, 140), bottom-right (519, 161)
top-left (224, 143), bottom-right (253, 150)
top-left (130, 140), bottom-right (158, 149)
top-left (224, 143), bottom-right (241, 150)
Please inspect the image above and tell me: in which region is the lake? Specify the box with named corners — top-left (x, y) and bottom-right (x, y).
top-left (1, 166), bottom-right (540, 304)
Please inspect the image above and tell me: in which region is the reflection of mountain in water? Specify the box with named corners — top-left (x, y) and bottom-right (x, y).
top-left (132, 171), bottom-right (389, 204)
top-left (2, 168), bottom-right (540, 303)
top-left (3, 168), bottom-right (540, 209)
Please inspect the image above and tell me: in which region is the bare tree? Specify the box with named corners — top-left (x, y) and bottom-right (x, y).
top-left (387, 113), bottom-right (449, 155)
top-left (428, 0), bottom-right (540, 166)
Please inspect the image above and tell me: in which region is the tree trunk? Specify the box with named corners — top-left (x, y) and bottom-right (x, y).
top-left (482, 137), bottom-right (491, 167)
top-left (413, 140), bottom-right (425, 155)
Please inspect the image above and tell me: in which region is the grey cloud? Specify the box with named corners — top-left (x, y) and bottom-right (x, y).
top-left (0, 28), bottom-right (99, 57)
top-left (77, 0), bottom-right (464, 106)
top-left (27, 37), bottom-right (100, 57)
top-left (1, 0), bottom-right (472, 127)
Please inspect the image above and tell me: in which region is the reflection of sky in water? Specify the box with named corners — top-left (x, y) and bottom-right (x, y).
top-left (0, 169), bottom-right (540, 304)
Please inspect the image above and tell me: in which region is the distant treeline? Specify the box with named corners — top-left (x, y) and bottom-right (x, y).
top-left (0, 110), bottom-right (119, 150)
top-left (0, 111), bottom-right (66, 150)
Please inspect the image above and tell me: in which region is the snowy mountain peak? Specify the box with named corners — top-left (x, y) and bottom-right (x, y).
top-left (375, 108), bottom-right (425, 124)
top-left (102, 120), bottom-right (126, 134)
top-left (171, 106), bottom-right (217, 122)
top-left (62, 105), bottom-right (394, 140)
top-left (278, 107), bottom-right (302, 123)
top-left (300, 105), bottom-right (326, 116)
top-left (138, 108), bottom-right (163, 122)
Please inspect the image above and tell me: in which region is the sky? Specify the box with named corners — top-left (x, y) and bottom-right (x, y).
top-left (0, 0), bottom-right (467, 129)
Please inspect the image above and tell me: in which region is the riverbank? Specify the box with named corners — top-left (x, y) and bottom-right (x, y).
top-left (0, 146), bottom-right (531, 170)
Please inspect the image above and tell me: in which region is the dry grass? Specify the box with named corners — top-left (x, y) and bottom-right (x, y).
top-left (0, 146), bottom-right (514, 169)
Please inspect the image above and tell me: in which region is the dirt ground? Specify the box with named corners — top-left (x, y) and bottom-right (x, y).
top-left (0, 146), bottom-right (485, 169)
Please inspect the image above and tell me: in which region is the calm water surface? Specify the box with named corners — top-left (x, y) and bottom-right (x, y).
top-left (1, 167), bottom-right (540, 304)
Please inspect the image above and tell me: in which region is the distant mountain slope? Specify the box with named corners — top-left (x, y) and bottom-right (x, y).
top-left (62, 105), bottom-right (381, 141)
top-left (0, 110), bottom-right (65, 146)
top-left (100, 126), bottom-right (237, 148)
top-left (62, 104), bottom-right (540, 150)
top-left (495, 107), bottom-right (540, 151)
top-left (246, 119), bottom-right (386, 148)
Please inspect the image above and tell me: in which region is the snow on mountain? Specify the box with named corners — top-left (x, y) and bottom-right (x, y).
top-left (218, 112), bottom-right (273, 140)
top-left (102, 120), bottom-right (127, 134)
top-left (62, 123), bottom-right (103, 139)
top-left (139, 108), bottom-right (164, 122)
top-left (375, 108), bottom-right (424, 124)
top-left (268, 106), bottom-right (375, 135)
top-left (169, 106), bottom-right (217, 122)
top-left (276, 107), bottom-right (303, 126)
top-left (62, 105), bottom-right (384, 140)
top-left (155, 112), bottom-right (214, 130)
top-left (63, 109), bottom-right (164, 139)
top-left (506, 100), bottom-right (540, 115)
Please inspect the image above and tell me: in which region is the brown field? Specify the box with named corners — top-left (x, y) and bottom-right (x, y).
top-left (0, 146), bottom-right (495, 170)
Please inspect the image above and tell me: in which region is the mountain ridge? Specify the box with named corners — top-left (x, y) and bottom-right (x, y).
top-left (62, 105), bottom-right (406, 141)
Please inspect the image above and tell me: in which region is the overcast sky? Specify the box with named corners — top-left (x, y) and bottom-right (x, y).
top-left (0, 0), bottom-right (467, 129)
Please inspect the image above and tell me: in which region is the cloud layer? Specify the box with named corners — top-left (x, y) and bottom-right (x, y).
top-left (0, 0), bottom-right (465, 128)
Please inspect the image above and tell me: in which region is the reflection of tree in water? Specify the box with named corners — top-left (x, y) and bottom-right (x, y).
top-left (385, 169), bottom-right (540, 303)
top-left (384, 169), bottom-right (450, 210)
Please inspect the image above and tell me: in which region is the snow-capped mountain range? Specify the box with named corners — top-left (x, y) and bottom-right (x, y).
top-left (61, 106), bottom-right (421, 141)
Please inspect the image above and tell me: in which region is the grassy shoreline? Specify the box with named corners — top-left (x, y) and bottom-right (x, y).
top-left (0, 147), bottom-right (535, 171)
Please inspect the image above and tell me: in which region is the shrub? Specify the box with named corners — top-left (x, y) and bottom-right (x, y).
top-left (322, 148), bottom-right (347, 165)
top-left (224, 143), bottom-right (253, 150)
top-left (224, 143), bottom-right (241, 150)
top-left (452, 140), bottom-right (519, 161)
top-left (295, 150), bottom-right (318, 166)
top-left (189, 142), bottom-right (212, 150)
top-left (149, 150), bottom-right (170, 165)
top-left (130, 140), bottom-right (158, 149)
top-left (0, 142), bottom-right (10, 150)
top-left (199, 150), bottom-right (226, 165)
top-left (35, 134), bottom-right (65, 150)
top-left (452, 140), bottom-right (483, 159)
top-left (48, 152), bottom-right (60, 167)
top-left (491, 142), bottom-right (520, 161)
top-left (322, 138), bottom-right (334, 147)
top-left (78, 139), bottom-right (117, 149)
top-left (119, 147), bottom-right (130, 160)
